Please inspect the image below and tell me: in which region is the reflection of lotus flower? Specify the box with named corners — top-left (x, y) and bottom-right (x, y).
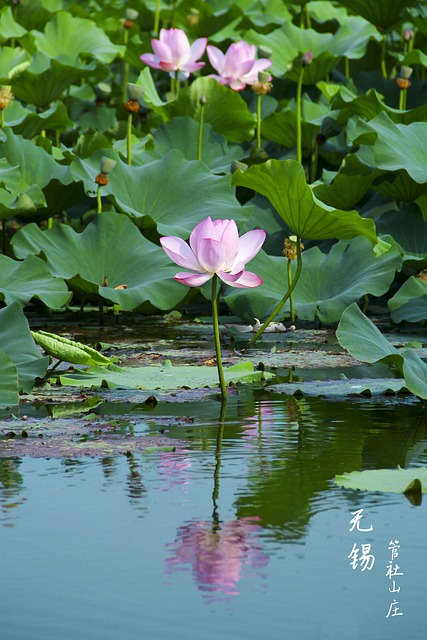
top-left (207, 41), bottom-right (272, 91)
top-left (166, 517), bottom-right (269, 599)
top-left (160, 216), bottom-right (265, 288)
top-left (140, 28), bottom-right (207, 78)
top-left (156, 451), bottom-right (192, 491)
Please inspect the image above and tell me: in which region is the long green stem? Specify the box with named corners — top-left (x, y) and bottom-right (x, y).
top-left (0, 110), bottom-right (4, 128)
top-left (127, 112), bottom-right (132, 165)
top-left (197, 100), bottom-right (205, 161)
top-left (287, 258), bottom-right (295, 324)
top-left (256, 94), bottom-right (262, 149)
top-left (399, 89), bottom-right (405, 111)
top-left (154, 0), bottom-right (161, 35)
top-left (250, 238), bottom-right (302, 344)
top-left (122, 29), bottom-right (129, 102)
top-left (381, 36), bottom-right (387, 79)
top-left (211, 274), bottom-right (227, 401)
top-left (96, 184), bottom-right (102, 214)
top-left (344, 57), bottom-right (350, 81)
top-left (296, 67), bottom-right (305, 164)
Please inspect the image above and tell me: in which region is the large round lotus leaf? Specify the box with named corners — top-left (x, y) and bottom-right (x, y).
top-left (337, 0), bottom-right (416, 29)
top-left (389, 277), bottom-right (427, 324)
top-left (313, 156), bottom-right (375, 210)
top-left (245, 23), bottom-right (337, 82)
top-left (351, 112), bottom-right (427, 184)
top-left (335, 467), bottom-right (427, 494)
top-left (0, 254), bottom-right (71, 309)
top-left (223, 236), bottom-right (400, 324)
top-left (231, 159), bottom-right (379, 246)
top-left (164, 77), bottom-right (255, 143)
top-left (0, 7), bottom-right (27, 41)
top-left (0, 46), bottom-right (30, 82)
top-left (10, 52), bottom-right (106, 107)
top-left (0, 302), bottom-right (49, 393)
top-left (121, 117), bottom-right (243, 173)
top-left (29, 11), bottom-right (125, 65)
top-left (12, 101), bottom-right (73, 138)
top-left (0, 348), bottom-right (19, 410)
top-left (376, 205), bottom-right (427, 265)
top-left (70, 149), bottom-right (251, 236)
top-left (12, 212), bottom-right (191, 311)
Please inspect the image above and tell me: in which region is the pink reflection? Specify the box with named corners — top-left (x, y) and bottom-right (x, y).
top-left (242, 402), bottom-right (276, 449)
top-left (156, 450), bottom-right (192, 491)
top-left (166, 517), bottom-right (269, 599)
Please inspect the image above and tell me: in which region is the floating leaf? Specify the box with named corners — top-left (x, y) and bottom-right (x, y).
top-left (231, 159), bottom-right (380, 247)
top-left (335, 467), bottom-right (427, 494)
top-left (32, 331), bottom-right (111, 366)
top-left (268, 378), bottom-right (407, 399)
top-left (58, 361), bottom-right (273, 390)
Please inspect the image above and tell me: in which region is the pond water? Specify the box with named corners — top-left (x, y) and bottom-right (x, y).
top-left (1, 391), bottom-right (426, 639)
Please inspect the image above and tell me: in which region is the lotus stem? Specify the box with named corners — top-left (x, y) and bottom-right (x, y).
top-left (296, 67), bottom-right (305, 164)
top-left (381, 36), bottom-right (387, 78)
top-left (96, 184), bottom-right (103, 214)
top-left (122, 29), bottom-right (129, 102)
top-left (211, 274), bottom-right (227, 401)
top-left (0, 110), bottom-right (4, 128)
top-left (127, 112), bottom-right (132, 165)
top-left (154, 0), bottom-right (161, 35)
top-left (250, 237), bottom-right (302, 344)
top-left (175, 70), bottom-right (180, 96)
top-left (305, 4), bottom-right (311, 29)
top-left (212, 412), bottom-right (225, 521)
top-left (287, 258), bottom-right (295, 324)
top-left (256, 94), bottom-right (262, 149)
top-left (344, 57), bottom-right (350, 80)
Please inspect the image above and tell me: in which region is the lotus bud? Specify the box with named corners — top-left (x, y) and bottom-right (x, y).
top-left (404, 28), bottom-right (414, 41)
top-left (199, 94), bottom-right (207, 106)
top-left (258, 45), bottom-right (273, 59)
top-left (231, 160), bottom-right (248, 174)
top-left (301, 51), bottom-right (313, 67)
top-left (96, 156), bottom-right (116, 185)
top-left (99, 156), bottom-right (117, 174)
top-left (252, 70), bottom-right (273, 95)
top-left (283, 236), bottom-right (304, 261)
top-left (0, 86), bottom-right (13, 110)
top-left (188, 8), bottom-right (200, 27)
top-left (124, 8), bottom-right (138, 28)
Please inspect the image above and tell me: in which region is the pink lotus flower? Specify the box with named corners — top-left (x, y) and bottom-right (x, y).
top-left (160, 216), bottom-right (265, 288)
top-left (140, 28), bottom-right (207, 78)
top-left (207, 41), bottom-right (272, 91)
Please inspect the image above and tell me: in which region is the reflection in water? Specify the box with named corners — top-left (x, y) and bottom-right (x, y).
top-left (156, 450), bottom-right (192, 491)
top-left (0, 458), bottom-right (26, 528)
top-left (165, 517), bottom-right (269, 601)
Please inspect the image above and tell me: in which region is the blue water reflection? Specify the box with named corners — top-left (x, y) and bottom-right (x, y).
top-left (1, 395), bottom-right (426, 639)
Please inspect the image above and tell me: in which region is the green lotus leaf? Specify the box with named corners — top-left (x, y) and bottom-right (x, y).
top-left (11, 0), bottom-right (61, 31)
top-left (119, 116), bottom-right (243, 173)
top-left (10, 52), bottom-right (106, 107)
top-left (224, 236), bottom-right (400, 324)
top-left (336, 303), bottom-right (427, 400)
top-left (376, 205), bottom-right (427, 265)
top-left (12, 212), bottom-right (191, 311)
top-left (12, 101), bottom-right (72, 137)
top-left (29, 11), bottom-right (125, 65)
top-left (58, 360), bottom-right (273, 390)
top-left (389, 277), bottom-right (427, 324)
top-left (165, 77), bottom-right (255, 143)
top-left (337, 0), bottom-right (416, 29)
top-left (270, 378), bottom-right (407, 399)
top-left (0, 128), bottom-right (69, 188)
top-left (335, 467), bottom-right (427, 494)
top-left (0, 46), bottom-right (30, 81)
top-left (313, 156), bottom-right (375, 210)
top-left (0, 7), bottom-right (27, 41)
top-left (0, 302), bottom-right (49, 393)
top-left (245, 23), bottom-right (338, 82)
top-left (31, 331), bottom-right (111, 365)
top-left (231, 159), bottom-right (379, 247)
top-left (135, 67), bottom-right (169, 111)
top-left (261, 97), bottom-right (326, 151)
top-left (70, 149), bottom-right (251, 236)
top-left (351, 112), bottom-right (427, 184)
top-left (0, 347), bottom-right (19, 410)
top-left (0, 254), bottom-right (71, 308)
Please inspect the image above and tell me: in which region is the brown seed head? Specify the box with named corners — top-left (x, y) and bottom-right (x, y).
top-left (95, 173), bottom-right (109, 186)
top-left (283, 236), bottom-right (303, 260)
top-left (124, 99), bottom-right (139, 113)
